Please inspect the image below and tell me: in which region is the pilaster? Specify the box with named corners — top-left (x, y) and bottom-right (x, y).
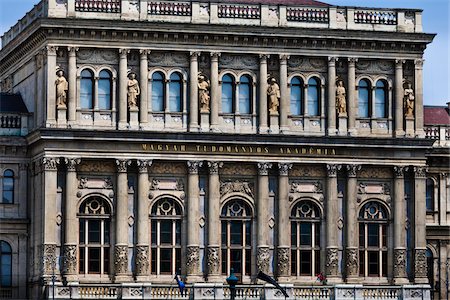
top-left (347, 58), bottom-right (357, 135)
top-left (259, 55), bottom-right (269, 133)
top-left (395, 59), bottom-right (405, 137)
top-left (326, 164), bottom-right (341, 281)
top-left (46, 46), bottom-right (58, 127)
top-left (413, 166), bottom-right (428, 283)
top-left (327, 57), bottom-right (337, 136)
top-left (139, 50), bottom-right (150, 126)
top-left (277, 163), bottom-right (292, 280)
top-left (189, 52), bottom-right (200, 131)
top-left (118, 49), bottom-right (130, 129)
top-left (257, 162), bottom-right (272, 274)
top-left (393, 166), bottom-right (408, 283)
top-left (345, 164), bottom-right (360, 281)
top-left (210, 52), bottom-right (220, 131)
top-left (279, 55), bottom-right (289, 133)
top-left (67, 47), bottom-right (78, 123)
top-left (414, 59), bottom-right (425, 137)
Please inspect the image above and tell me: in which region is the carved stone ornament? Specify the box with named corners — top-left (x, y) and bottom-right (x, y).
top-left (325, 248), bottom-right (339, 276)
top-left (257, 247), bottom-right (270, 274)
top-left (186, 246), bottom-right (200, 275)
top-left (208, 161), bottom-right (223, 175)
top-left (137, 160), bottom-right (152, 173)
top-left (414, 249), bottom-right (427, 278)
top-left (394, 166), bottom-right (407, 178)
top-left (220, 54), bottom-right (259, 70)
top-left (42, 157), bottom-right (60, 171)
top-left (413, 166), bottom-right (427, 179)
top-left (65, 158), bottom-right (81, 171)
top-left (55, 69), bottom-right (69, 109)
top-left (394, 249), bottom-right (407, 278)
top-left (277, 247), bottom-right (290, 276)
top-left (207, 247), bottom-right (220, 275)
top-left (326, 164), bottom-right (340, 177)
top-left (346, 164), bottom-right (361, 177)
top-left (148, 52), bottom-right (189, 68)
top-left (290, 180), bottom-right (323, 193)
top-left (43, 244), bottom-right (57, 274)
top-left (187, 161), bottom-right (203, 174)
top-left (135, 245), bottom-right (149, 276)
top-left (220, 180), bottom-right (254, 197)
top-left (403, 81), bottom-right (415, 118)
top-left (278, 163), bottom-right (292, 176)
top-left (345, 248), bottom-right (358, 276)
top-left (257, 162), bottom-right (272, 176)
top-left (114, 245), bottom-right (128, 274)
top-left (63, 245), bottom-right (77, 274)
top-left (116, 159), bottom-right (131, 172)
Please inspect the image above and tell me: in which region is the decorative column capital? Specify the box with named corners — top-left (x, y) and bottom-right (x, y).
top-left (139, 49), bottom-right (151, 57)
top-left (115, 159), bottom-right (131, 173)
top-left (394, 166), bottom-right (408, 178)
top-left (210, 52), bottom-right (221, 60)
top-left (207, 161), bottom-right (223, 175)
top-left (190, 51), bottom-right (201, 58)
top-left (414, 59), bottom-right (424, 68)
top-left (42, 157), bottom-right (60, 171)
top-left (395, 59), bottom-right (405, 66)
top-left (46, 45), bottom-right (58, 56)
top-left (326, 164), bottom-right (340, 177)
top-left (413, 166), bottom-right (427, 178)
top-left (328, 56), bottom-right (338, 64)
top-left (278, 163), bottom-right (292, 176)
top-left (67, 46), bottom-right (79, 55)
top-left (257, 162), bottom-right (272, 176)
top-left (119, 48), bottom-right (130, 57)
top-left (259, 54), bottom-right (269, 60)
top-left (137, 160), bottom-right (152, 173)
top-left (279, 54), bottom-right (290, 61)
top-left (346, 164), bottom-right (361, 178)
top-left (187, 160), bottom-right (203, 174)
top-left (65, 158), bottom-right (81, 171)
top-left (347, 57), bottom-right (358, 64)
top-left (19, 163), bottom-right (29, 171)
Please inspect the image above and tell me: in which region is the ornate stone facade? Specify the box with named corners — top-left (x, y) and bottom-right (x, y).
top-left (394, 249), bottom-right (407, 278)
top-left (186, 246), bottom-right (200, 275)
top-left (414, 249), bottom-right (428, 278)
top-left (257, 247), bottom-right (270, 274)
top-left (206, 247), bottom-right (220, 275)
top-left (276, 247), bottom-right (290, 276)
top-left (114, 245), bottom-right (128, 274)
top-left (43, 244), bottom-right (57, 275)
top-left (135, 246), bottom-right (149, 276)
top-left (63, 245), bottom-right (78, 275)
top-left (345, 248), bottom-right (358, 277)
top-left (326, 248), bottom-right (339, 276)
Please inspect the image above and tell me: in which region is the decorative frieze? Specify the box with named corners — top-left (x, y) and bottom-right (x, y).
top-left (220, 180), bottom-right (254, 197)
top-left (186, 246), bottom-right (199, 274)
top-left (207, 247), bottom-right (220, 275)
top-left (77, 49), bottom-right (118, 65)
top-left (218, 4), bottom-right (260, 19)
top-left (150, 178), bottom-right (184, 191)
top-left (135, 246), bottom-right (149, 276)
top-left (277, 247), bottom-right (290, 277)
top-left (257, 247), bottom-right (270, 273)
top-left (114, 245), bottom-right (128, 274)
top-left (148, 1), bottom-right (191, 16)
top-left (345, 248), bottom-right (358, 276)
top-left (286, 7), bottom-right (329, 23)
top-left (63, 245), bottom-right (77, 274)
top-left (78, 177), bottom-right (113, 189)
top-left (325, 248), bottom-right (339, 276)
top-left (394, 249), bottom-right (407, 278)
top-left (220, 54), bottom-right (259, 71)
top-left (290, 165), bottom-right (326, 178)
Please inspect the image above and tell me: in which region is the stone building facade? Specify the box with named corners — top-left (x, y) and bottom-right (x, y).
top-left (0, 0), bottom-right (446, 299)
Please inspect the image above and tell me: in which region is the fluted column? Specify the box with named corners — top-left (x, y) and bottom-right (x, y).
top-left (345, 164), bottom-right (360, 281)
top-left (393, 166), bottom-right (408, 283)
top-left (136, 160), bottom-right (152, 278)
top-left (257, 162), bottom-right (272, 274)
top-left (115, 159), bottom-right (131, 280)
top-left (207, 161), bottom-right (223, 279)
top-left (259, 55), bottom-right (269, 133)
top-left (67, 47), bottom-right (78, 123)
top-left (327, 57), bottom-right (337, 135)
top-left (210, 52), bottom-right (220, 130)
top-left (347, 58), bottom-right (357, 135)
top-left (277, 163), bottom-right (292, 279)
top-left (395, 59), bottom-right (405, 137)
top-left (63, 158), bottom-right (81, 278)
top-left (413, 166), bottom-right (428, 283)
top-left (186, 160), bottom-right (203, 280)
top-left (326, 164), bottom-right (340, 281)
top-left (414, 59), bottom-right (425, 137)
top-left (189, 52), bottom-right (200, 131)
top-left (139, 50), bottom-right (150, 125)
top-left (279, 55), bottom-right (289, 132)
top-left (118, 49), bottom-right (129, 129)
top-left (46, 46), bottom-right (57, 126)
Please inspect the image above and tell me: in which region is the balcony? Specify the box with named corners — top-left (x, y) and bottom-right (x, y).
top-left (425, 125), bottom-right (450, 148)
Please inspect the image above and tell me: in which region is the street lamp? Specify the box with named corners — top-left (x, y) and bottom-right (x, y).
top-left (226, 268), bottom-right (239, 300)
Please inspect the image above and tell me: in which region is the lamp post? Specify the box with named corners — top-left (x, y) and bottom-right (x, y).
top-left (226, 268), bottom-right (239, 300)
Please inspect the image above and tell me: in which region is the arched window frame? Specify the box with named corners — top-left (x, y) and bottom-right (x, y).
top-left (374, 79), bottom-right (388, 118)
top-left (238, 74), bottom-right (252, 114)
top-left (80, 69), bottom-right (94, 109)
top-left (306, 77), bottom-right (321, 117)
top-left (148, 69), bottom-right (187, 115)
top-left (2, 170), bottom-right (14, 204)
top-left (168, 72), bottom-right (183, 113)
top-left (358, 79), bottom-right (371, 118)
top-left (151, 71), bottom-right (165, 112)
top-left (98, 70), bottom-right (113, 110)
top-left (0, 241), bottom-right (12, 288)
top-left (221, 73), bottom-right (235, 114)
top-left (289, 76), bottom-right (304, 116)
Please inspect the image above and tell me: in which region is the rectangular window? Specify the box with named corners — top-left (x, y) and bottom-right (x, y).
top-left (245, 221), bottom-right (251, 247)
top-left (230, 221), bottom-right (242, 245)
top-left (367, 224), bottom-right (379, 247)
top-left (151, 248), bottom-right (157, 274)
top-left (221, 249), bottom-right (227, 274)
top-left (299, 250), bottom-right (312, 275)
top-left (104, 247), bottom-right (110, 274)
top-left (291, 249), bottom-right (297, 275)
top-left (160, 248), bottom-right (172, 274)
top-left (88, 247), bottom-right (101, 273)
top-left (230, 249), bottom-right (242, 274)
top-left (79, 247), bottom-right (85, 273)
top-left (160, 220), bottom-right (172, 245)
top-left (88, 220), bottom-right (101, 244)
top-left (245, 249), bottom-right (251, 276)
top-left (374, 89), bottom-right (386, 118)
top-left (79, 221), bottom-right (85, 244)
top-left (151, 220), bottom-right (157, 245)
top-left (300, 223), bottom-right (312, 246)
top-left (169, 83), bottom-right (181, 112)
top-left (98, 79), bottom-right (111, 110)
top-left (367, 251), bottom-right (379, 276)
top-left (222, 84), bottom-right (233, 113)
top-left (359, 251), bottom-right (365, 276)
top-left (291, 222), bottom-right (297, 247)
top-left (221, 222), bottom-right (227, 246)
top-left (358, 88), bottom-right (369, 118)
top-left (152, 81), bottom-right (164, 112)
top-left (239, 85), bottom-right (251, 114)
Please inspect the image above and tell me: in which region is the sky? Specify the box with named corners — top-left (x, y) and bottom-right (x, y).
top-left (0, 0), bottom-right (448, 106)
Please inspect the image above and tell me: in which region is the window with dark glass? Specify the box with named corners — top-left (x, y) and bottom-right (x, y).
top-left (169, 72), bottom-right (182, 112)
top-left (98, 70), bottom-right (112, 110)
top-left (150, 198), bottom-right (182, 275)
top-left (0, 241), bottom-right (12, 287)
top-left (426, 179), bottom-right (434, 211)
top-left (151, 72), bottom-right (165, 112)
top-left (2, 170), bottom-right (14, 204)
top-left (239, 75), bottom-right (252, 114)
top-left (290, 77), bottom-right (303, 115)
top-left (221, 74), bottom-right (234, 114)
top-left (291, 200), bottom-right (321, 276)
top-left (358, 79), bottom-right (370, 118)
top-left (80, 69), bottom-right (94, 109)
top-left (307, 78), bottom-right (320, 116)
top-left (374, 80), bottom-right (387, 118)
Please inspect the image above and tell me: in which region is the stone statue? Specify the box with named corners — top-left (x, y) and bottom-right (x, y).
top-left (267, 77), bottom-right (280, 114)
top-left (403, 82), bottom-right (414, 117)
top-left (336, 80), bottom-right (346, 115)
top-left (198, 73), bottom-right (210, 112)
top-left (127, 72), bottom-right (140, 109)
top-left (55, 70), bottom-right (68, 108)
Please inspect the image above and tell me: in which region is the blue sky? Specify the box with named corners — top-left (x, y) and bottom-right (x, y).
top-left (0, 0), bottom-right (448, 105)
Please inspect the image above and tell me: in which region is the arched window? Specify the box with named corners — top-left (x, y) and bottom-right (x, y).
top-left (151, 72), bottom-right (165, 112)
top-left (169, 72), bottom-right (182, 112)
top-left (358, 201), bottom-right (388, 277)
top-left (358, 79), bottom-right (370, 118)
top-left (2, 170), bottom-right (14, 204)
top-left (221, 74), bottom-right (234, 114)
top-left (426, 248), bottom-right (434, 290)
top-left (150, 198), bottom-right (182, 275)
top-left (79, 197), bottom-right (111, 274)
top-left (98, 70), bottom-right (112, 110)
top-left (291, 200), bottom-right (321, 276)
top-left (375, 80), bottom-right (387, 118)
top-left (307, 78), bottom-right (320, 116)
top-left (290, 77), bottom-right (303, 115)
top-left (80, 69), bottom-right (94, 109)
top-left (0, 241), bottom-right (12, 287)
top-left (426, 179), bottom-right (434, 211)
top-left (221, 199), bottom-right (252, 278)
top-left (239, 75), bottom-right (252, 114)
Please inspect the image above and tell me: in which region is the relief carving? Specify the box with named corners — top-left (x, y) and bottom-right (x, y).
top-left (148, 52), bottom-right (189, 67)
top-left (345, 248), bottom-right (358, 276)
top-left (135, 246), bottom-right (149, 276)
top-left (77, 49), bottom-right (118, 64)
top-left (220, 180), bottom-right (254, 197)
top-left (394, 249), bottom-right (406, 278)
top-left (207, 247), bottom-right (220, 275)
top-left (257, 247), bottom-right (270, 273)
top-left (114, 245), bottom-right (128, 274)
top-left (290, 180), bottom-right (323, 193)
top-left (63, 245), bottom-right (77, 274)
top-left (325, 248), bottom-right (339, 276)
top-left (277, 247), bottom-right (290, 276)
top-left (151, 162), bottom-right (186, 175)
top-left (221, 164), bottom-right (256, 175)
top-left (359, 167), bottom-right (391, 179)
top-left (43, 244), bottom-right (57, 274)
top-left (186, 246), bottom-right (199, 275)
top-left (79, 160), bottom-right (115, 173)
top-left (220, 54), bottom-right (258, 70)
top-left (290, 165), bottom-right (325, 177)
top-left (414, 249), bottom-right (427, 278)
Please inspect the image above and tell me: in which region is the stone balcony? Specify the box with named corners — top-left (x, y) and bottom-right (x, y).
top-left (1, 0), bottom-right (423, 48)
top-left (425, 125), bottom-right (450, 148)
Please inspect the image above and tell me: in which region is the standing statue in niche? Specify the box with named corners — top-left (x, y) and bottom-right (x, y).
top-left (127, 72), bottom-right (140, 109)
top-left (403, 82), bottom-right (415, 117)
top-left (198, 73), bottom-right (210, 112)
top-left (55, 70), bottom-right (68, 108)
top-left (336, 79), bottom-right (347, 115)
top-left (267, 77), bottom-right (280, 114)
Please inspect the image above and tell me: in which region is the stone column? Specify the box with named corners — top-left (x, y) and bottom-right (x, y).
top-left (413, 166), bottom-right (428, 283)
top-left (67, 47), bottom-right (78, 123)
top-left (136, 160), bottom-right (152, 279)
top-left (259, 55), bottom-right (269, 133)
top-left (139, 50), bottom-right (150, 125)
top-left (257, 162), bottom-right (272, 274)
top-left (277, 163), bottom-right (292, 280)
top-left (189, 52), bottom-right (200, 131)
top-left (326, 164), bottom-right (340, 281)
top-left (186, 161), bottom-right (203, 281)
top-left (414, 59), bottom-right (425, 137)
top-left (345, 164), bottom-right (360, 281)
top-left (279, 55), bottom-right (289, 133)
top-left (206, 161), bottom-right (223, 280)
top-left (347, 58), bottom-right (357, 135)
top-left (118, 49), bottom-right (129, 129)
top-left (46, 46), bottom-right (58, 126)
top-left (115, 159), bottom-right (131, 280)
top-left (63, 158), bottom-right (81, 279)
top-left (395, 59), bottom-right (405, 137)
top-left (210, 52), bottom-right (220, 131)
top-left (327, 57), bottom-right (337, 135)
top-left (393, 166), bottom-right (408, 283)
top-left (42, 157), bottom-right (59, 277)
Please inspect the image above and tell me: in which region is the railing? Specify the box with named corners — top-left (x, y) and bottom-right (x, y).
top-left (218, 4), bottom-right (260, 19)
top-left (287, 8), bottom-right (329, 23)
top-left (0, 288), bottom-right (13, 299)
top-left (293, 286), bottom-right (331, 299)
top-left (0, 113), bottom-right (28, 136)
top-left (75, 0), bottom-right (121, 13)
top-left (0, 115), bottom-right (21, 128)
top-left (148, 1), bottom-right (191, 16)
top-left (425, 125), bottom-right (450, 141)
top-left (79, 286), bottom-right (118, 298)
top-left (354, 10), bottom-right (397, 25)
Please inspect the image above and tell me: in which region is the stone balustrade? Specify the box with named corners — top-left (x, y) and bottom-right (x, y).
top-left (0, 113), bottom-right (28, 136)
top-left (148, 1), bottom-right (192, 16)
top-left (354, 10), bottom-right (397, 25)
top-left (218, 4), bottom-right (260, 19)
top-left (424, 125), bottom-right (450, 147)
top-left (286, 7), bottom-right (329, 23)
top-left (75, 0), bottom-right (121, 13)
